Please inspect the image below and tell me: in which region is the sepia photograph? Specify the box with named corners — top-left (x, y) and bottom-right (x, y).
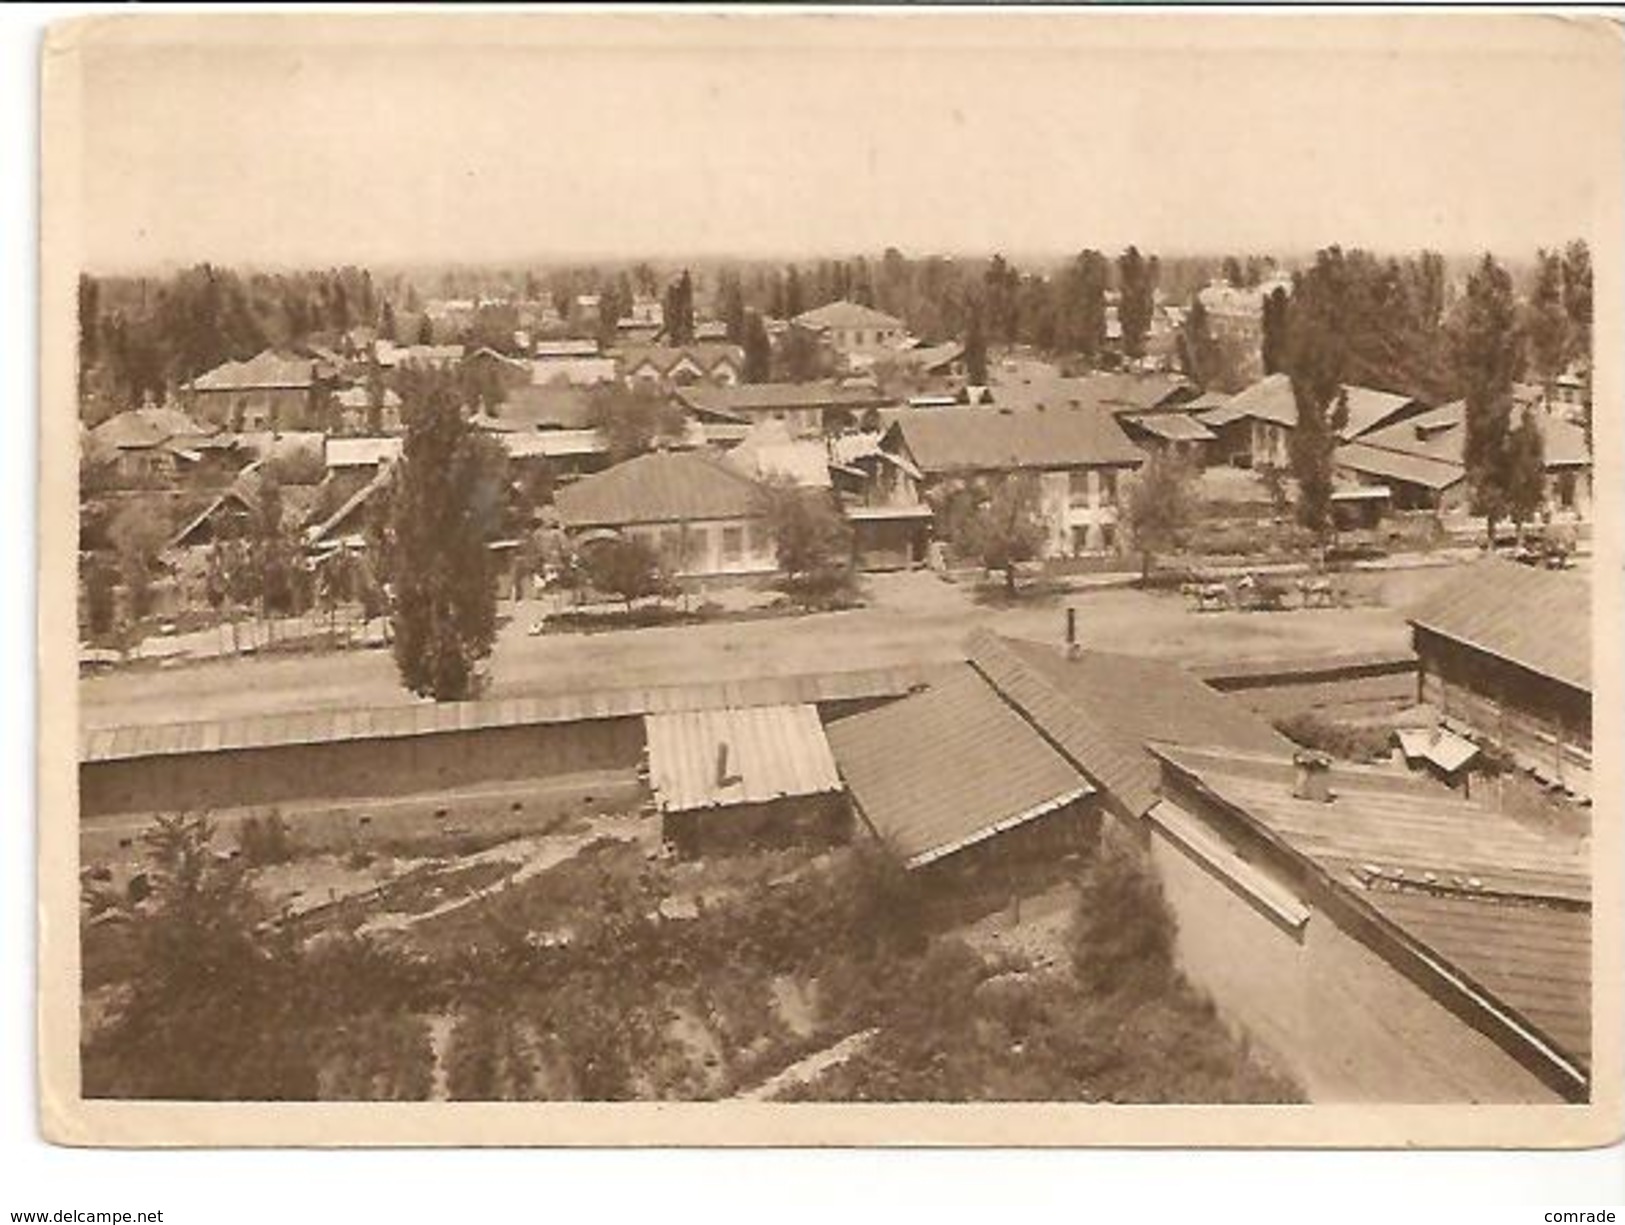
top-left (34, 9), bottom-right (1622, 1148)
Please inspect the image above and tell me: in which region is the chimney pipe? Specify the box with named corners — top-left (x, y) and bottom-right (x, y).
top-left (1292, 751), bottom-right (1333, 803)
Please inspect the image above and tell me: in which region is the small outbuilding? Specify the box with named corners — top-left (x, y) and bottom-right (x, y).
top-left (643, 704), bottom-right (847, 856)
top-left (826, 664), bottom-right (1097, 871)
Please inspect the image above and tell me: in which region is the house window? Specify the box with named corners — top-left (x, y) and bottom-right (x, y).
top-left (1100, 522), bottom-right (1117, 552)
top-left (659, 528), bottom-right (683, 562)
top-left (721, 526), bottom-right (744, 566)
top-left (1100, 469), bottom-right (1118, 503)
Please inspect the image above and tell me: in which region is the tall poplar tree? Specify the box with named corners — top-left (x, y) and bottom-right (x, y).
top-left (380, 366), bottom-right (503, 700)
top-left (1457, 254), bottom-right (1523, 547)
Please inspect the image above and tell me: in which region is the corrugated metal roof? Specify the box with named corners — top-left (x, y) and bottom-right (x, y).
top-left (644, 704), bottom-right (841, 814)
top-left (826, 664), bottom-right (1092, 867)
top-left (1151, 743), bottom-right (1591, 1069)
top-left (967, 630), bottom-right (1292, 819)
top-left (81, 663), bottom-right (948, 764)
top-left (891, 404), bottom-right (1145, 475)
top-left (1408, 556), bottom-right (1590, 692)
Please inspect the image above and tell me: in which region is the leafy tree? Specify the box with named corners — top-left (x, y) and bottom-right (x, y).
top-left (1505, 406), bottom-right (1547, 541)
top-left (1116, 246), bottom-right (1157, 362)
top-left (1057, 250), bottom-right (1110, 362)
top-left (1561, 239), bottom-right (1592, 360)
top-left (719, 273), bottom-right (747, 343)
top-left (416, 315), bottom-right (434, 346)
top-left (379, 365), bottom-right (503, 699)
top-left (743, 311), bottom-right (773, 383)
top-left (107, 501), bottom-right (171, 622)
top-left (960, 475), bottom-right (1047, 594)
top-left (1123, 453), bottom-right (1197, 580)
top-left (776, 326), bottom-right (827, 383)
top-left (753, 479), bottom-right (853, 605)
top-left (783, 265), bottom-right (805, 319)
top-left (663, 266), bottom-right (695, 344)
top-left (1523, 249), bottom-right (1570, 394)
top-left (1284, 249), bottom-right (1356, 539)
top-left (586, 388), bottom-right (687, 462)
top-left (1457, 254), bottom-right (1523, 546)
top-left (84, 554), bottom-right (118, 638)
top-left (1222, 256), bottom-right (1244, 287)
top-left (1179, 297), bottom-right (1224, 389)
top-left (81, 816), bottom-right (319, 1100)
top-left (1260, 286), bottom-right (1291, 376)
top-left (583, 537), bottom-right (676, 610)
top-left (964, 304), bottom-right (989, 385)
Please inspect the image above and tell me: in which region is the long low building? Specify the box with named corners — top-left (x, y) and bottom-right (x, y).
top-left (1147, 743), bottom-right (1590, 1103)
top-left (1406, 556), bottom-right (1591, 799)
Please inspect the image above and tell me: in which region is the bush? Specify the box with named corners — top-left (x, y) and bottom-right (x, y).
top-left (1273, 712), bottom-right (1394, 763)
top-left (239, 811), bottom-right (297, 867)
top-left (1066, 841), bottom-right (1176, 1000)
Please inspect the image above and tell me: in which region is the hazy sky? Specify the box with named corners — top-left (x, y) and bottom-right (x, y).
top-left (71, 12), bottom-right (1620, 271)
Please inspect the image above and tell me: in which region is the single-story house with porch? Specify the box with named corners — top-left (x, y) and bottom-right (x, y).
top-left (553, 448), bottom-right (776, 579)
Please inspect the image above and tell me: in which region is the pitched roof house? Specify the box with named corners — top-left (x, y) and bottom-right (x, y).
top-left (676, 382), bottom-right (893, 439)
top-left (553, 449), bottom-right (775, 578)
top-left (185, 350), bottom-right (328, 431)
top-left (618, 342), bottom-right (744, 390)
top-left (1337, 399), bottom-right (1592, 516)
top-left (882, 404), bottom-right (1146, 557)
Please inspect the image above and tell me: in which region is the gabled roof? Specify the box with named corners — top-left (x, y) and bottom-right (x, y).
top-left (306, 463), bottom-right (394, 546)
top-left (888, 404), bottom-right (1145, 474)
top-left (791, 300), bottom-right (904, 332)
top-left (189, 349), bottom-right (319, 392)
top-left (1334, 442), bottom-right (1464, 491)
top-left (894, 340), bottom-right (965, 372)
top-left (1204, 375), bottom-right (1421, 441)
top-left (826, 663), bottom-right (1093, 869)
top-left (1408, 556), bottom-right (1590, 693)
top-left (89, 406), bottom-right (212, 451)
top-left (1340, 385), bottom-right (1421, 440)
top-left (1214, 372), bottom-right (1297, 428)
top-left (1355, 399), bottom-right (1589, 471)
top-left (1124, 412), bottom-right (1216, 444)
top-left (554, 448), bottom-right (762, 527)
top-left (989, 372), bottom-right (1193, 416)
top-left (676, 381), bottom-right (892, 420)
top-left (1151, 743), bottom-right (1591, 1073)
top-left (725, 420), bottom-right (832, 489)
top-left (618, 343), bottom-right (744, 376)
top-left (966, 629), bottom-right (1292, 819)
